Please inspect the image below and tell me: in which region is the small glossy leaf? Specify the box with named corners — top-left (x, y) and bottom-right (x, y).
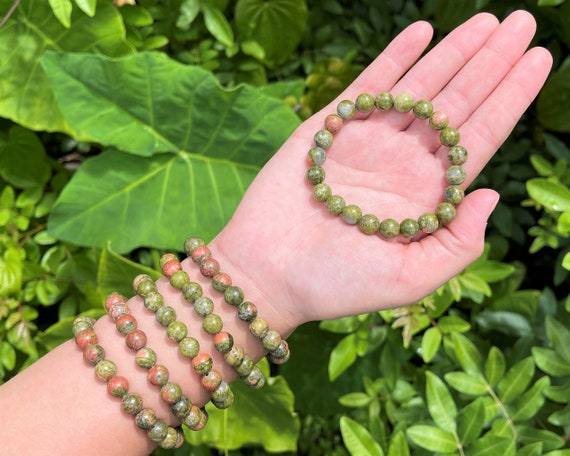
top-left (445, 371), bottom-right (488, 396)
top-left (438, 316), bottom-right (471, 333)
top-left (532, 347), bottom-right (570, 377)
top-left (177, 0), bottom-right (201, 29)
top-left (406, 425), bottom-right (458, 453)
top-left (202, 4), bottom-right (234, 47)
top-left (426, 371), bottom-right (457, 432)
top-left (338, 392), bottom-right (373, 408)
top-left (530, 154), bottom-right (553, 176)
top-left (543, 450), bottom-right (570, 456)
top-left (485, 346), bottom-right (506, 387)
top-left (527, 178), bottom-right (570, 212)
top-left (387, 431), bottom-right (410, 456)
top-left (508, 376), bottom-right (550, 421)
top-left (474, 311), bottom-right (532, 337)
top-left (467, 260), bottom-right (515, 283)
top-left (421, 327), bottom-right (441, 362)
top-left (548, 404), bottom-right (570, 427)
top-left (458, 398), bottom-right (485, 445)
top-left (319, 316), bottom-right (361, 334)
top-left (517, 426), bottom-right (565, 451)
top-left (0, 247), bottom-right (23, 297)
top-left (0, 341), bottom-right (16, 370)
top-left (340, 416), bottom-right (385, 456)
top-left (329, 334), bottom-right (357, 381)
top-left (466, 435), bottom-right (514, 456)
top-left (544, 379), bottom-right (570, 403)
top-left (517, 442), bottom-right (543, 456)
top-left (452, 333), bottom-right (483, 375)
top-left (497, 357), bottom-right (534, 403)
top-left (48, 0), bottom-right (73, 28)
top-left (545, 315), bottom-right (570, 362)
top-left (74, 0), bottom-right (96, 16)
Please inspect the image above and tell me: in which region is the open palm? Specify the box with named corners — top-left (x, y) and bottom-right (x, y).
top-left (211, 11), bottom-right (552, 335)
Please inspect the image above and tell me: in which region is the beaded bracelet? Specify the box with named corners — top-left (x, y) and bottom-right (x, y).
top-left (130, 277), bottom-right (236, 409)
top-left (307, 92), bottom-right (467, 238)
top-left (183, 237), bottom-right (290, 365)
top-left (159, 253), bottom-right (266, 389)
top-left (71, 315), bottom-right (185, 449)
top-left (104, 293), bottom-right (218, 423)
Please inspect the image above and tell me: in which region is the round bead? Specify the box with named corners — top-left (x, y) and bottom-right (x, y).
top-left (446, 165), bottom-right (466, 185)
top-left (312, 183), bottom-right (332, 202)
top-left (104, 292), bottom-right (125, 312)
top-left (341, 204), bottom-right (362, 225)
top-left (160, 382), bottom-right (183, 404)
top-left (314, 130), bottom-right (333, 149)
top-left (166, 321), bottom-right (188, 342)
top-left (147, 420), bottom-right (169, 442)
top-left (242, 365), bottom-right (266, 389)
top-left (171, 396), bottom-right (192, 420)
top-left (324, 114), bottom-right (343, 133)
top-left (358, 214), bottom-right (380, 235)
top-left (169, 270), bottom-right (190, 290)
top-left (156, 306), bottom-right (177, 326)
top-left (135, 346), bottom-right (157, 369)
top-left (182, 405), bottom-right (203, 429)
top-left (135, 408), bottom-right (157, 430)
top-left (201, 370), bottom-right (223, 391)
top-left (234, 355), bottom-right (255, 377)
top-left (249, 317), bottom-right (269, 339)
top-left (158, 426), bottom-right (182, 449)
top-left (199, 258), bottom-right (220, 277)
top-left (202, 314), bottom-right (223, 335)
top-left (182, 282), bottom-right (202, 302)
top-left (375, 92), bottom-right (394, 111)
top-left (211, 381), bottom-right (234, 409)
top-left (161, 259), bottom-right (181, 278)
top-left (108, 303), bottom-right (130, 322)
top-left (75, 329), bottom-right (98, 350)
top-left (337, 100), bottom-right (356, 119)
top-left (135, 276), bottom-right (157, 297)
top-left (355, 93), bottom-right (375, 113)
top-left (107, 375), bottom-right (129, 397)
top-left (237, 301), bottom-right (257, 322)
top-left (212, 272), bottom-right (232, 291)
top-left (148, 364), bottom-right (170, 386)
top-left (325, 195), bottom-right (345, 215)
top-left (413, 99), bottom-right (433, 119)
top-left (143, 291), bottom-right (163, 312)
top-left (444, 186), bottom-right (465, 205)
top-left (379, 218), bottom-right (400, 239)
top-left (307, 147), bottom-right (327, 166)
top-left (83, 344), bottom-right (105, 366)
top-left (224, 286), bottom-right (244, 306)
top-left (179, 337), bottom-right (200, 359)
top-left (268, 340), bottom-right (291, 364)
top-left (400, 218), bottom-right (419, 237)
top-left (437, 202), bottom-right (457, 223)
top-left (183, 237), bottom-right (205, 256)
top-left (115, 314), bottom-right (137, 336)
top-left (191, 353), bottom-right (213, 376)
top-left (159, 253), bottom-right (178, 269)
top-left (262, 330), bottom-right (282, 351)
top-left (306, 166), bottom-right (325, 185)
top-left (418, 213), bottom-right (439, 234)
top-left (448, 145), bottom-right (468, 165)
top-left (440, 127), bottom-right (460, 146)
top-left (125, 329), bottom-right (147, 351)
top-left (95, 360), bottom-right (117, 381)
top-left (429, 111), bottom-right (449, 130)
top-left (72, 318), bottom-right (94, 337)
top-left (122, 393), bottom-right (143, 415)
top-left (194, 296), bottom-right (214, 317)
top-left (224, 345), bottom-right (245, 367)
top-left (394, 93), bottom-right (414, 112)
top-left (213, 332), bottom-right (234, 353)
top-left (191, 245), bottom-right (211, 263)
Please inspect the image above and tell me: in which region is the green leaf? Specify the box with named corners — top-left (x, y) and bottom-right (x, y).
top-left (497, 357), bottom-right (535, 403)
top-left (474, 311), bottom-right (532, 337)
top-left (527, 178), bottom-right (570, 212)
top-left (457, 272), bottom-right (492, 297)
top-left (545, 315), bottom-right (570, 362)
top-left (548, 403), bottom-right (570, 427)
top-left (543, 450), bottom-right (570, 456)
top-left (529, 154), bottom-right (553, 176)
top-left (340, 416), bottom-right (385, 456)
top-left (467, 260), bottom-right (515, 283)
top-left (517, 426), bottom-right (565, 451)
top-left (537, 0), bottom-right (567, 5)
top-left (452, 333), bottom-right (483, 375)
top-left (387, 431), bottom-right (410, 456)
top-left (445, 371), bottom-right (488, 396)
top-left (48, 0), bottom-right (73, 28)
top-left (319, 316), bottom-right (361, 334)
top-left (517, 442), bottom-right (543, 456)
top-left (485, 347), bottom-right (506, 387)
top-left (202, 4), bottom-right (234, 47)
top-left (537, 67), bottom-right (570, 132)
top-left (457, 398), bottom-right (486, 446)
top-left (406, 425), bottom-right (458, 453)
top-left (0, 247), bottom-right (23, 297)
top-left (532, 347), bottom-right (570, 377)
top-left (421, 327), bottom-right (441, 362)
top-left (39, 309), bottom-right (105, 351)
top-left (329, 334), bottom-right (357, 381)
top-left (544, 379), bottom-right (570, 403)
top-left (426, 371), bottom-right (457, 432)
top-left (438, 316), bottom-right (471, 333)
top-left (466, 435), bottom-right (514, 456)
top-left (0, 0), bottom-right (133, 132)
top-left (0, 341), bottom-right (16, 371)
top-left (235, 0), bottom-right (308, 67)
top-left (177, 0), bottom-right (201, 29)
top-left (508, 376), bottom-right (550, 421)
top-left (338, 392), bottom-right (373, 408)
top-left (73, 0), bottom-right (96, 16)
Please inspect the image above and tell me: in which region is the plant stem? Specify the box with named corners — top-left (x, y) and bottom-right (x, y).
top-left (0, 0), bottom-right (21, 29)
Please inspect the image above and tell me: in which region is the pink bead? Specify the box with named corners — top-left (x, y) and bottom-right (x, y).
top-left (75, 329), bottom-right (98, 350)
top-left (199, 258), bottom-right (220, 278)
top-left (162, 260), bottom-right (182, 277)
top-left (105, 292), bottom-right (125, 311)
top-left (191, 245), bottom-right (211, 263)
top-left (125, 329), bottom-right (147, 351)
top-left (324, 114), bottom-right (343, 133)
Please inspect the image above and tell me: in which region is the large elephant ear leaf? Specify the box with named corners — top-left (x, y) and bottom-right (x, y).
top-left (0, 0), bottom-right (133, 133)
top-left (45, 51), bottom-right (300, 253)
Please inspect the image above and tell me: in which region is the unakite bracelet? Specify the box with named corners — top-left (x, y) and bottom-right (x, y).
top-left (307, 92), bottom-right (467, 238)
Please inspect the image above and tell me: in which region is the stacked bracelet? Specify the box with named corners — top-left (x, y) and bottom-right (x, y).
top-left (159, 253), bottom-right (266, 389)
top-left (183, 237), bottom-right (290, 365)
top-left (72, 316), bottom-right (185, 449)
top-left (307, 92), bottom-right (467, 238)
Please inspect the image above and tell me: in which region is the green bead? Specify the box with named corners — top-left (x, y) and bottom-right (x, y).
top-left (375, 92), bottom-right (393, 111)
top-left (429, 111), bottom-right (449, 130)
top-left (135, 408), bottom-right (157, 430)
top-left (171, 396), bottom-right (192, 420)
top-left (325, 195), bottom-right (345, 215)
top-left (143, 292), bottom-right (163, 312)
top-left (179, 337), bottom-right (200, 359)
top-left (122, 393), bottom-right (143, 415)
top-left (237, 301), bottom-right (257, 322)
top-left (448, 145), bottom-right (468, 165)
top-left (158, 427), bottom-right (181, 450)
top-left (308, 147), bottom-right (326, 166)
top-left (262, 329), bottom-right (282, 351)
top-left (161, 382), bottom-right (183, 404)
top-left (249, 317), bottom-right (269, 339)
top-left (147, 420), bottom-right (169, 442)
top-left (95, 360), bottom-right (116, 381)
top-left (224, 345), bottom-right (245, 367)
top-left (235, 355), bottom-right (255, 377)
top-left (413, 99), bottom-right (433, 119)
top-left (213, 332), bottom-right (234, 353)
top-left (83, 344), bottom-right (105, 366)
top-left (242, 365), bottom-right (266, 389)
top-left (314, 130), bottom-right (333, 149)
top-left (379, 218), bottom-right (399, 238)
top-left (341, 204), bottom-right (362, 225)
top-left (444, 186), bottom-right (465, 205)
top-left (194, 296), bottom-right (214, 317)
top-left (400, 218), bottom-right (419, 237)
top-left (72, 317), bottom-right (94, 336)
top-left (268, 340), bottom-right (291, 364)
top-left (182, 282), bottom-right (202, 302)
top-left (224, 286), bottom-right (244, 306)
top-left (183, 237), bottom-right (205, 256)
top-left (192, 354), bottom-right (213, 376)
top-left (337, 100), bottom-right (356, 119)
top-left (169, 270), bottom-right (189, 290)
top-left (394, 93), bottom-right (414, 112)
top-left (135, 347), bottom-right (157, 369)
top-left (156, 305), bottom-right (176, 326)
top-left (312, 183), bottom-right (332, 202)
top-left (211, 381), bottom-right (234, 409)
top-left (306, 166), bottom-right (326, 184)
top-left (355, 93), bottom-right (375, 113)
top-left (202, 314), bottom-right (223, 335)
top-left (437, 202), bottom-right (456, 223)
top-left (440, 127), bottom-right (460, 146)
top-left (358, 214), bottom-right (380, 235)
top-left (166, 321), bottom-right (188, 342)
top-left (446, 165), bottom-right (466, 185)
top-left (418, 213), bottom-right (439, 234)
top-left (136, 277), bottom-right (157, 297)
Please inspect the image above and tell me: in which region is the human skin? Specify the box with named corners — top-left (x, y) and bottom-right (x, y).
top-left (0, 10), bottom-right (552, 456)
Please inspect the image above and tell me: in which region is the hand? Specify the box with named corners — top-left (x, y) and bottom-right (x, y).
top-left (212, 10), bottom-right (552, 335)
